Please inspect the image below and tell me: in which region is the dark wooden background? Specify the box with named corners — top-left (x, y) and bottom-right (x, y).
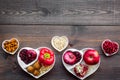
top-left (0, 0), bottom-right (120, 80)
top-left (0, 25), bottom-right (120, 80)
top-left (0, 0), bottom-right (119, 25)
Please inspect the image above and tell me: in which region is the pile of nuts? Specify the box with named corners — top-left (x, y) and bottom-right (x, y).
top-left (27, 61), bottom-right (41, 76)
top-left (26, 61), bottom-right (52, 76)
top-left (3, 38), bottom-right (18, 53)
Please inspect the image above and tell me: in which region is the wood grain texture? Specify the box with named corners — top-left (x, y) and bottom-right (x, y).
top-left (0, 0), bottom-right (119, 25)
top-left (0, 25), bottom-right (120, 80)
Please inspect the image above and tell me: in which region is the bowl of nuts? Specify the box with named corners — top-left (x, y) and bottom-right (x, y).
top-left (2, 38), bottom-right (19, 55)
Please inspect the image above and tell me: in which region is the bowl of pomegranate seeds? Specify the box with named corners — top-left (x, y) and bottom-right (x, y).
top-left (101, 39), bottom-right (119, 56)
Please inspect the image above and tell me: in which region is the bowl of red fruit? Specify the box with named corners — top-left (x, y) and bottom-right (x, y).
top-left (101, 39), bottom-right (119, 56)
top-left (17, 47), bottom-right (55, 79)
top-left (62, 48), bottom-right (101, 80)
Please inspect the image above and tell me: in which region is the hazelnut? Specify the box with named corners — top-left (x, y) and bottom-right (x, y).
top-left (33, 70), bottom-right (40, 76)
top-left (33, 61), bottom-right (41, 70)
top-left (27, 66), bottom-right (35, 73)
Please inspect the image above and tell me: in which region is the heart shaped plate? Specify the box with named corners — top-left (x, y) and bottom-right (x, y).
top-left (17, 47), bottom-right (55, 79)
top-left (62, 48), bottom-right (100, 80)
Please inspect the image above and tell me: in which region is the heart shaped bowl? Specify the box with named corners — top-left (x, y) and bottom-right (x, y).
top-left (51, 36), bottom-right (69, 52)
top-left (62, 48), bottom-right (101, 80)
top-left (17, 47), bottom-right (56, 79)
top-left (2, 38), bottom-right (19, 55)
top-left (101, 39), bottom-right (119, 56)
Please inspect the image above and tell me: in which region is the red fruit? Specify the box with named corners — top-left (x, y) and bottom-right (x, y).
top-left (63, 51), bottom-right (77, 65)
top-left (74, 52), bottom-right (82, 63)
top-left (83, 49), bottom-right (100, 65)
top-left (74, 64), bottom-right (88, 77)
top-left (19, 49), bottom-right (37, 64)
top-left (27, 50), bottom-right (37, 60)
top-left (102, 39), bottom-right (119, 56)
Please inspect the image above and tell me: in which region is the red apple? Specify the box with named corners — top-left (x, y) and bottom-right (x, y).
top-left (83, 49), bottom-right (100, 65)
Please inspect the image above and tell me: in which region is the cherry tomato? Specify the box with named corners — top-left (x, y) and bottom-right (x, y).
top-left (38, 48), bottom-right (54, 66)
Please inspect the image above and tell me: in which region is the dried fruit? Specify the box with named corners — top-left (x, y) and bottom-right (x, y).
top-left (3, 38), bottom-right (18, 53)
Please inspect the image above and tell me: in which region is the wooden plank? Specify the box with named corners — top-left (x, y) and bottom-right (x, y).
top-left (0, 25), bottom-right (120, 80)
top-left (0, 0), bottom-right (119, 25)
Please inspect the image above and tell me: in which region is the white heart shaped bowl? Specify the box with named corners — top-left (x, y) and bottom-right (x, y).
top-left (51, 36), bottom-right (69, 52)
top-left (62, 48), bottom-right (101, 80)
top-left (2, 38), bottom-right (19, 55)
top-left (101, 39), bottom-right (119, 56)
top-left (17, 47), bottom-right (56, 79)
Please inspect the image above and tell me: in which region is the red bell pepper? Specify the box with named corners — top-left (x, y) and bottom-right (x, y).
top-left (38, 48), bottom-right (54, 66)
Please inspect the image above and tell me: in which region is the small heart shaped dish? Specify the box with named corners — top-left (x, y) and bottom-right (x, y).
top-left (51, 36), bottom-right (69, 52)
top-left (101, 39), bottom-right (119, 56)
top-left (2, 38), bottom-right (19, 55)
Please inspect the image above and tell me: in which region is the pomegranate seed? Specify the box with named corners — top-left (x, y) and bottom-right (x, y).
top-left (103, 40), bottom-right (118, 54)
